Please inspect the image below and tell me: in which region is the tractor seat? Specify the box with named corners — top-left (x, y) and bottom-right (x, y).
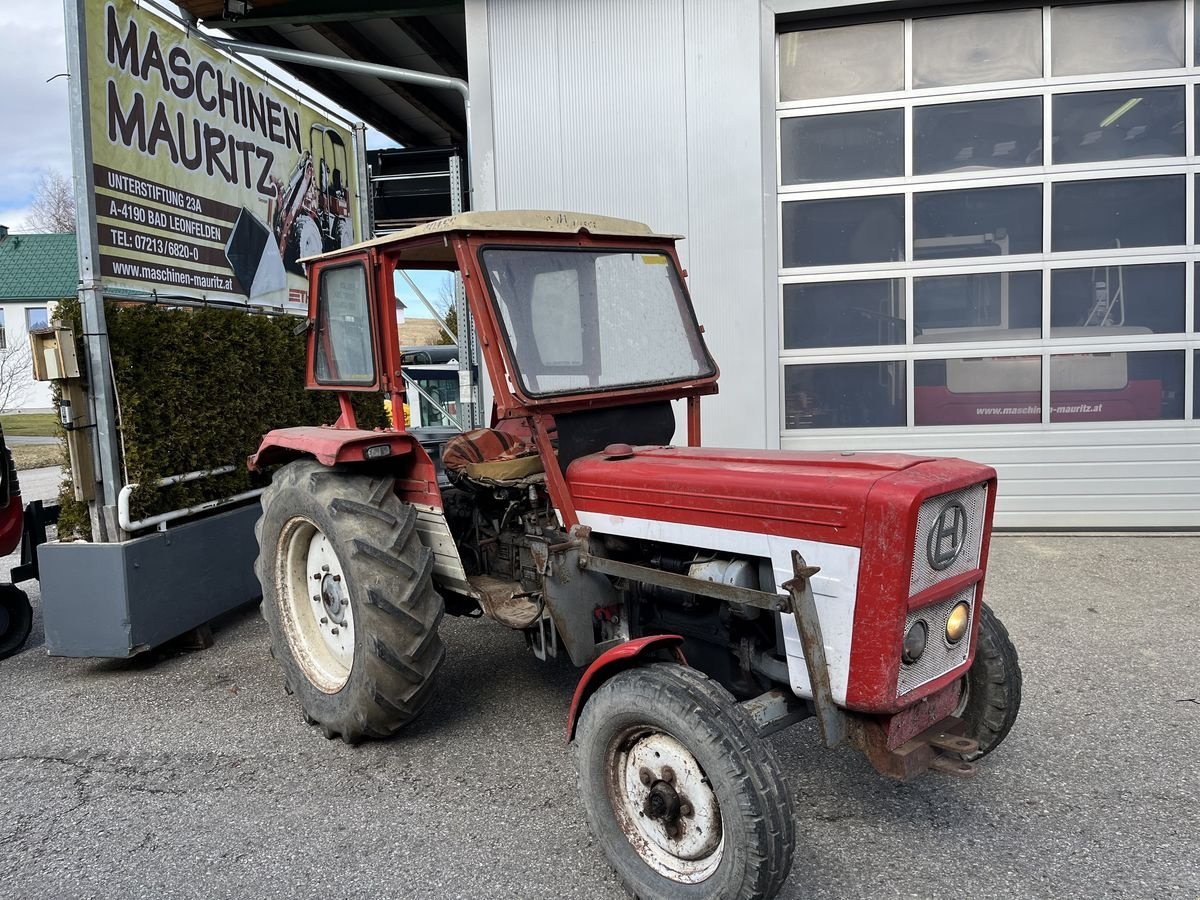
top-left (442, 428), bottom-right (544, 484)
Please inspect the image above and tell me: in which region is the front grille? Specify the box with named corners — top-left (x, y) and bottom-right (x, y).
top-left (909, 483), bottom-right (987, 595)
top-left (896, 586), bottom-right (974, 696)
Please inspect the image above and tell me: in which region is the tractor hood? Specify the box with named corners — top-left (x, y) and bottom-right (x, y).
top-left (566, 445), bottom-right (935, 547)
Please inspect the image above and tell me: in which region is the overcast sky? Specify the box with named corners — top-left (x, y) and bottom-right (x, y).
top-left (0, 2), bottom-right (74, 231)
top-left (0, 2), bottom-right (398, 232)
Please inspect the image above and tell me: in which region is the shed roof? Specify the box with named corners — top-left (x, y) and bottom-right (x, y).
top-left (302, 210), bottom-right (679, 263)
top-left (176, 0), bottom-right (469, 148)
top-left (0, 232), bottom-right (79, 301)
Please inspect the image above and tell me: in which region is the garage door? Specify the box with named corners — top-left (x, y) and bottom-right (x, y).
top-left (775, 0), bottom-right (1199, 528)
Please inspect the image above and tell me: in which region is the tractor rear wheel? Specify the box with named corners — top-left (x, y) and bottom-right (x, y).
top-left (255, 460), bottom-right (446, 743)
top-left (575, 663), bottom-right (795, 900)
top-left (0, 584), bottom-right (32, 660)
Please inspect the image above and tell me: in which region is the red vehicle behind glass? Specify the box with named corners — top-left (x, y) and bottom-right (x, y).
top-left (249, 211), bottom-right (1023, 900)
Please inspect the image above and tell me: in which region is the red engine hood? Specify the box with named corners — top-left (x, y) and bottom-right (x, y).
top-left (566, 446), bottom-right (936, 546)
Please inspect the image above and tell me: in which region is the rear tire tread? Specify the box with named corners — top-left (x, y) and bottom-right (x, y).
top-left (255, 459), bottom-right (446, 744)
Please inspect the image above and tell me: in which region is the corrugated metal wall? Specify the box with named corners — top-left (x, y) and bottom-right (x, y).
top-left (480, 0), bottom-right (768, 449)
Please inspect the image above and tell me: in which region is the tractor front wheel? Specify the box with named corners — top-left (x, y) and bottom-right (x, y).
top-left (575, 663), bottom-right (795, 900)
top-left (954, 603), bottom-right (1022, 760)
top-left (0, 584), bottom-right (32, 660)
top-left (255, 460), bottom-right (446, 743)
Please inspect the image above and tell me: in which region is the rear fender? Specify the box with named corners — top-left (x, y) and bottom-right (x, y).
top-left (248, 426), bottom-right (443, 508)
top-left (565, 635), bottom-right (686, 742)
top-left (249, 426), bottom-right (418, 469)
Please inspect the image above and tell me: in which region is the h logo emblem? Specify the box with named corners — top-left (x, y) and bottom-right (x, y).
top-left (926, 501), bottom-right (967, 571)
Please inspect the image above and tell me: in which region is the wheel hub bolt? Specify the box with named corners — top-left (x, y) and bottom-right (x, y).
top-left (312, 595), bottom-right (320, 603)
top-left (331, 627), bottom-right (339, 635)
top-left (321, 565), bottom-right (330, 573)
top-left (320, 616), bottom-right (328, 624)
top-left (679, 801), bottom-right (693, 817)
top-left (661, 766), bottom-right (675, 783)
top-left (638, 767), bottom-right (653, 786)
top-left (643, 781), bottom-right (683, 825)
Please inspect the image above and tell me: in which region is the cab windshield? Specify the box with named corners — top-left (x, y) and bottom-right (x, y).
top-left (479, 247), bottom-right (715, 397)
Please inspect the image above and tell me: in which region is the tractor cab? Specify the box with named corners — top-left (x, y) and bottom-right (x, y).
top-left (287, 210), bottom-right (721, 516)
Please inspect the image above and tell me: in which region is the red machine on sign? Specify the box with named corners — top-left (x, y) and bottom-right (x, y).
top-left (270, 124), bottom-right (355, 275)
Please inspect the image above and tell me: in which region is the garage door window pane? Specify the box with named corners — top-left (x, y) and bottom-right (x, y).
top-left (913, 8), bottom-right (1042, 88)
top-left (914, 270), bottom-right (1042, 341)
top-left (783, 280), bottom-right (905, 349)
top-left (1052, 86), bottom-right (1186, 164)
top-left (915, 96), bottom-right (1043, 174)
top-left (780, 109), bottom-right (903, 185)
top-left (782, 195), bottom-right (904, 268)
top-left (1051, 263), bottom-right (1184, 336)
top-left (779, 22), bottom-right (903, 101)
top-left (914, 184), bottom-right (1042, 259)
top-left (1051, 176), bottom-right (1185, 251)
top-left (784, 361), bottom-right (906, 429)
top-left (1049, 349), bottom-right (1184, 421)
top-left (915, 357), bottom-right (1042, 425)
top-left (1051, 1), bottom-right (1184, 76)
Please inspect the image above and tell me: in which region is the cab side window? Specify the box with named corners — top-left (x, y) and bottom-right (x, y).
top-left (314, 263), bottom-right (376, 386)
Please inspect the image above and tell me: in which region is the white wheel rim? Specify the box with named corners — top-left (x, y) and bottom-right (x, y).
top-left (277, 516), bottom-right (355, 693)
top-left (609, 729), bottom-right (724, 884)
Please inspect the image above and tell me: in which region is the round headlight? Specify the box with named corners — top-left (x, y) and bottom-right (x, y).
top-left (945, 601), bottom-right (971, 644)
top-left (902, 620), bottom-right (928, 665)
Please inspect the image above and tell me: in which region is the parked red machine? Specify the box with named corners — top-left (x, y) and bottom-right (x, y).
top-left (249, 211), bottom-right (1022, 900)
top-left (0, 425), bottom-right (33, 659)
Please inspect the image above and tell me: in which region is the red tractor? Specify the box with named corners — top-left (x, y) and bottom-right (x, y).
top-left (250, 211), bottom-right (1022, 900)
top-left (0, 424), bottom-right (33, 660)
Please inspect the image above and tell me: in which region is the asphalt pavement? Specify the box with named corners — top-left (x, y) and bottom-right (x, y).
top-left (0, 481), bottom-right (1196, 899)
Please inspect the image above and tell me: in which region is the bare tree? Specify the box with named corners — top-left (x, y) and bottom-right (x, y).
top-left (24, 171), bottom-right (76, 233)
top-left (434, 277), bottom-right (458, 346)
top-left (0, 341), bottom-right (34, 413)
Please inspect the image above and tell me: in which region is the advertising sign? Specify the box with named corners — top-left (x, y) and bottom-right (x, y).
top-left (85, 0), bottom-right (360, 306)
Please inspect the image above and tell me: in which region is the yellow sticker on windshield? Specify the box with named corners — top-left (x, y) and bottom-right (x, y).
top-left (641, 255), bottom-right (668, 265)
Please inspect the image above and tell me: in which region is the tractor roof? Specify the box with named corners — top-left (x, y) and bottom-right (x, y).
top-left (301, 210), bottom-right (680, 264)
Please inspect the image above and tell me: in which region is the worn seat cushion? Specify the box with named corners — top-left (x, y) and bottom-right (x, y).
top-left (443, 428), bottom-right (543, 481)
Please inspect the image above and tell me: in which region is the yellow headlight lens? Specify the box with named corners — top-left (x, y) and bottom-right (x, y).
top-left (945, 601), bottom-right (970, 644)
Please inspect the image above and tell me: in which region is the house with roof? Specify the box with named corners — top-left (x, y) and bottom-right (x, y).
top-left (0, 225), bottom-right (78, 412)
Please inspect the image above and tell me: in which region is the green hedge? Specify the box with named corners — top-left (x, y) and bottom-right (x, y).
top-left (57, 299), bottom-right (385, 537)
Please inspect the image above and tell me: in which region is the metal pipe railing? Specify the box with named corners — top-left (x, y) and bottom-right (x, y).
top-left (117, 466), bottom-right (262, 532)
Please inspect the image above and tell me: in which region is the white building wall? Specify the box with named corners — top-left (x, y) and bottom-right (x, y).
top-left (468, 0), bottom-right (769, 449)
top-left (0, 301), bottom-right (55, 412)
